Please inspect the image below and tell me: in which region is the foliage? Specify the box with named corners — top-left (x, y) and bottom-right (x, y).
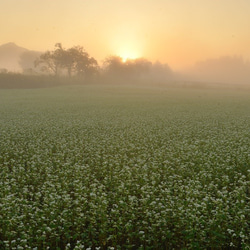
top-left (0, 85), bottom-right (249, 249)
top-left (102, 56), bottom-right (173, 83)
top-left (34, 44), bottom-right (98, 77)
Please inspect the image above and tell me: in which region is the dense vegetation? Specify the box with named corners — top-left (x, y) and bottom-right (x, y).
top-left (0, 85), bottom-right (249, 249)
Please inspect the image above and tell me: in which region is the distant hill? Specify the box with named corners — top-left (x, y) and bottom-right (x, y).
top-left (0, 43), bottom-right (41, 72)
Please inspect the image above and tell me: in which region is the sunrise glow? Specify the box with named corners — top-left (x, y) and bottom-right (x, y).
top-left (112, 39), bottom-right (142, 63)
top-left (1, 0), bottom-right (250, 70)
top-left (119, 52), bottom-right (139, 63)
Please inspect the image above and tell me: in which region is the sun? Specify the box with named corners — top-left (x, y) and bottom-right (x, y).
top-left (122, 57), bottom-right (128, 63)
top-left (116, 45), bottom-right (141, 63)
top-left (108, 27), bottom-right (145, 63)
top-left (120, 52), bottom-right (138, 62)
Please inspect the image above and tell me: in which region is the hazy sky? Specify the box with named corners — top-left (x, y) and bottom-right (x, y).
top-left (1, 0), bottom-right (250, 70)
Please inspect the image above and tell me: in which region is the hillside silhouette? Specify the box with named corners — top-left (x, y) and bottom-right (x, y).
top-left (0, 43), bottom-right (41, 72)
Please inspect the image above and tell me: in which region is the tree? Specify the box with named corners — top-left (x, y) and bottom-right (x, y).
top-left (34, 43), bottom-right (62, 75)
top-left (73, 47), bottom-right (99, 78)
top-left (102, 56), bottom-right (174, 84)
top-left (34, 43), bottom-right (98, 77)
top-left (103, 56), bottom-right (124, 75)
top-left (103, 56), bottom-right (152, 79)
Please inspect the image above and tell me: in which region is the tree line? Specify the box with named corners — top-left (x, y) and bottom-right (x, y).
top-left (0, 43), bottom-right (174, 84)
top-left (33, 43), bottom-right (174, 81)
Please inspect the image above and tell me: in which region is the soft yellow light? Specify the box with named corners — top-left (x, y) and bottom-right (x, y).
top-left (118, 49), bottom-right (139, 63)
top-left (110, 33), bottom-right (142, 63)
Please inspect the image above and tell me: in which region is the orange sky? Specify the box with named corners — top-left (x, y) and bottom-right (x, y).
top-left (1, 0), bottom-right (250, 70)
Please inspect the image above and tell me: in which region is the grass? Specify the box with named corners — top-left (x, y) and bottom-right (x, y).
top-left (0, 84), bottom-right (250, 249)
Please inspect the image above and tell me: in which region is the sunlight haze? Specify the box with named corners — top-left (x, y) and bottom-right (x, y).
top-left (1, 0), bottom-right (250, 70)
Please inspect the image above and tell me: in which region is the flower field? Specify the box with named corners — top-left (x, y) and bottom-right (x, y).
top-left (0, 84), bottom-right (250, 249)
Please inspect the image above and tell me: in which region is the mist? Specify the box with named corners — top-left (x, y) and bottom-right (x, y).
top-left (1, 42), bottom-right (250, 90)
top-left (184, 55), bottom-right (250, 85)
